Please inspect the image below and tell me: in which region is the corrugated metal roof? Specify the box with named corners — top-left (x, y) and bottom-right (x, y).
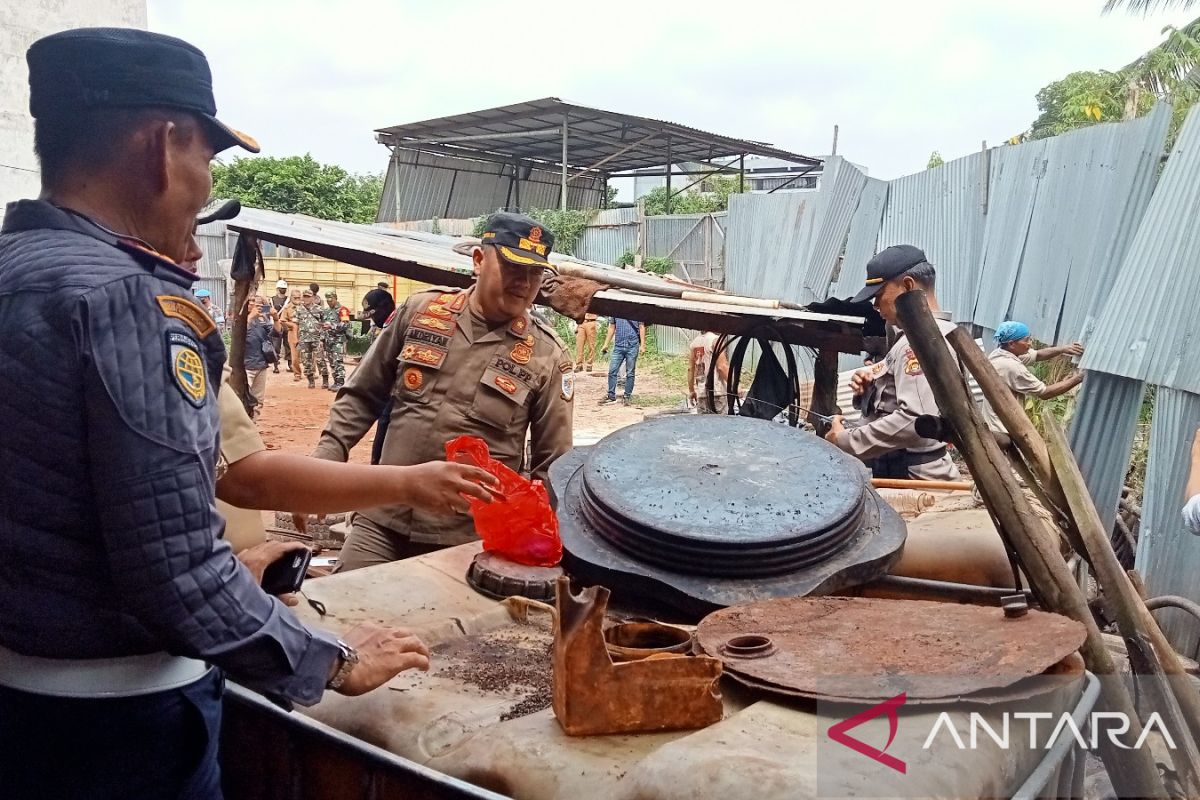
top-left (225, 206), bottom-right (865, 352)
top-left (375, 98), bottom-right (821, 175)
top-left (1067, 371), bottom-right (1146, 532)
top-left (1084, 104), bottom-right (1200, 390)
top-left (1136, 387), bottom-right (1200, 658)
top-left (877, 150), bottom-right (987, 325)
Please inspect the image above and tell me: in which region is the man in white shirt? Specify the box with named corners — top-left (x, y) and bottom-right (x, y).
top-left (1184, 426), bottom-right (1200, 535)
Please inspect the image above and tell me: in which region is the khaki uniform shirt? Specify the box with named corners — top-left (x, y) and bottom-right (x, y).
top-left (215, 369), bottom-right (268, 553)
top-left (834, 313), bottom-right (960, 481)
top-left (312, 287), bottom-right (574, 546)
top-left (981, 348), bottom-right (1043, 434)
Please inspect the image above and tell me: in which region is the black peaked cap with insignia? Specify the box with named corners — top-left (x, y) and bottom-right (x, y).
top-left (480, 212), bottom-right (556, 269)
top-left (850, 244), bottom-right (932, 303)
top-left (27, 27), bottom-right (259, 154)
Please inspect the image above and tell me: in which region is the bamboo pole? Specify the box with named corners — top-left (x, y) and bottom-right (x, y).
top-left (944, 326), bottom-right (1091, 562)
top-left (895, 291), bottom-right (1167, 799)
top-left (1044, 413), bottom-right (1200, 771)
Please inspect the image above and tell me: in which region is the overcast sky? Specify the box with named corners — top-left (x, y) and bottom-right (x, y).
top-left (149, 0), bottom-right (1196, 185)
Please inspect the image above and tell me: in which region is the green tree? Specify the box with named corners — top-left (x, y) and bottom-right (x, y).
top-left (926, 151), bottom-right (945, 169)
top-left (641, 173), bottom-right (746, 216)
top-left (1029, 70), bottom-right (1131, 139)
top-left (1027, 16), bottom-right (1200, 145)
top-left (211, 155), bottom-right (384, 224)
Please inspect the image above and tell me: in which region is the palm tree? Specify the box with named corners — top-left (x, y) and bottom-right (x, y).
top-left (1119, 16), bottom-right (1200, 117)
top-left (1104, 0), bottom-right (1197, 12)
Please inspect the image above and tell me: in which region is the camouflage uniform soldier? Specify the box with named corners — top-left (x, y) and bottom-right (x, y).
top-left (324, 290), bottom-right (352, 391)
top-left (296, 288), bottom-right (330, 388)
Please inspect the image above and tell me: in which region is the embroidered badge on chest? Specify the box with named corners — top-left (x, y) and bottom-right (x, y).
top-left (403, 367), bottom-right (424, 392)
top-left (401, 344), bottom-right (447, 368)
top-left (510, 342), bottom-right (533, 364)
top-left (902, 347), bottom-right (923, 377)
top-left (167, 331), bottom-right (207, 407)
top-left (494, 375), bottom-right (519, 395)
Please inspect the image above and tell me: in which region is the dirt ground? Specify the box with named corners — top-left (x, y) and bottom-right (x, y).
top-left (252, 354), bottom-right (687, 459)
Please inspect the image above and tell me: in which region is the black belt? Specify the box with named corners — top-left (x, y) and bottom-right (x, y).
top-left (870, 446), bottom-right (948, 479)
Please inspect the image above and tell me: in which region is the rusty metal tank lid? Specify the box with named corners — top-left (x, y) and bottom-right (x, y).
top-left (696, 596), bottom-right (1088, 702)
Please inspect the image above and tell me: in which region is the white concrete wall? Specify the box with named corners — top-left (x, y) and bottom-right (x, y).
top-left (1, 1), bottom-right (147, 216)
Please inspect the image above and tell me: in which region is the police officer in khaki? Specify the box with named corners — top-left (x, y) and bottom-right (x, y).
top-left (311, 212), bottom-right (575, 570)
top-left (825, 245), bottom-right (960, 481)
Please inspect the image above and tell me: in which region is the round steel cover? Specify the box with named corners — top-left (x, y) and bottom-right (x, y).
top-left (581, 416), bottom-right (866, 576)
top-left (696, 596), bottom-right (1088, 702)
top-left (550, 416), bottom-right (907, 617)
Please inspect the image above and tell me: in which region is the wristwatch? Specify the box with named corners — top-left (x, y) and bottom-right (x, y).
top-left (326, 640), bottom-right (359, 690)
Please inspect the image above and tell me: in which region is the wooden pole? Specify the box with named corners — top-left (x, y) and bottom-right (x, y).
top-left (895, 291), bottom-right (1167, 800)
top-left (945, 326), bottom-right (1090, 559)
top-left (811, 348), bottom-right (839, 436)
top-left (1044, 413), bottom-right (1200, 769)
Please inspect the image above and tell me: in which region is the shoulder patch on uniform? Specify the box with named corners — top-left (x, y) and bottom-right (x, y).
top-left (902, 347), bottom-right (923, 377)
top-left (167, 331), bottom-right (207, 407)
top-left (157, 295), bottom-right (216, 338)
top-left (561, 370), bottom-right (575, 402)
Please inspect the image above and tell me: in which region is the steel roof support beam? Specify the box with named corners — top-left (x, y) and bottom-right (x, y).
top-left (567, 132), bottom-right (660, 185)
top-left (407, 127), bottom-right (562, 145)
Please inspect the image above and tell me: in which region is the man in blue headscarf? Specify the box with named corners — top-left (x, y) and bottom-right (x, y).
top-left (980, 321), bottom-right (1084, 446)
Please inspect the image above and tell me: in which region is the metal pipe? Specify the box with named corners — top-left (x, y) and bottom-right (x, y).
top-left (767, 162), bottom-right (819, 194)
top-left (410, 127), bottom-right (562, 145)
top-left (1146, 595), bottom-right (1200, 627)
top-left (868, 574), bottom-right (1030, 604)
top-left (567, 132), bottom-right (658, 184)
top-left (665, 135), bottom-right (673, 214)
top-left (1011, 673), bottom-right (1101, 800)
top-left (561, 113), bottom-right (569, 211)
top-left (669, 170), bottom-right (724, 199)
top-left (739, 153), bottom-right (745, 193)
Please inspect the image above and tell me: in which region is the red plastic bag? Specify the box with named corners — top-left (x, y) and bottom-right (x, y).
top-left (445, 436), bottom-right (562, 567)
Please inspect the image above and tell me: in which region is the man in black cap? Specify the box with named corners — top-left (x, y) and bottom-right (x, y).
top-left (824, 245), bottom-right (961, 481)
top-left (363, 278), bottom-right (397, 338)
top-left (0, 28), bottom-right (433, 799)
top-left (308, 211), bottom-right (575, 571)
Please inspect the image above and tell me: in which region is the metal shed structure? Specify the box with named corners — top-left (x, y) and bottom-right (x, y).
top-left (374, 98), bottom-right (822, 221)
